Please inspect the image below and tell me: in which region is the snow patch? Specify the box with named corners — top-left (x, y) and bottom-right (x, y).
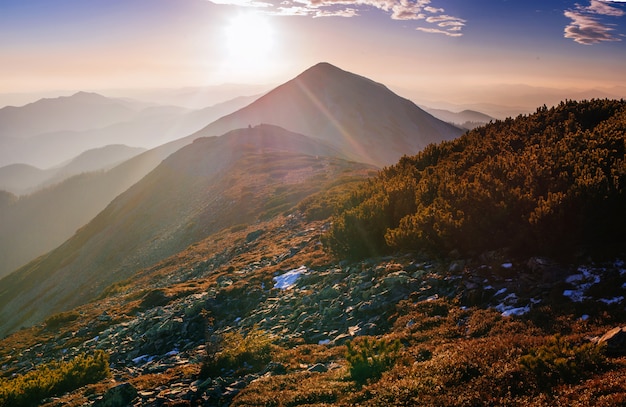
top-left (563, 266), bottom-right (602, 303)
top-left (501, 263), bottom-right (513, 269)
top-left (273, 266), bottom-right (307, 290)
top-left (495, 288), bottom-right (508, 296)
top-left (599, 296), bottom-right (624, 305)
top-left (501, 306), bottom-right (530, 317)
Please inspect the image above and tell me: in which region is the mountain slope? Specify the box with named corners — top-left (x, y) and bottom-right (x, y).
top-left (185, 62), bottom-right (463, 167)
top-left (325, 99), bottom-right (626, 259)
top-left (0, 62), bottom-right (462, 281)
top-left (0, 145), bottom-right (146, 195)
top-left (0, 124), bottom-right (374, 336)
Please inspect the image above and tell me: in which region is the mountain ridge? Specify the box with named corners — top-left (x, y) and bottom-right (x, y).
top-left (185, 62), bottom-right (463, 167)
top-left (0, 62), bottom-right (460, 280)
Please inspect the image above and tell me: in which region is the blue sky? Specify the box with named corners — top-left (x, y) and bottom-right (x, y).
top-left (1, 0), bottom-right (625, 108)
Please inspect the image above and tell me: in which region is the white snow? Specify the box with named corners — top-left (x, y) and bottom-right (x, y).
top-left (273, 265), bottom-right (307, 290)
top-left (132, 354), bottom-right (156, 365)
top-left (563, 266), bottom-right (602, 303)
top-left (501, 263), bottom-right (513, 269)
top-left (599, 296), bottom-right (624, 305)
top-left (495, 288), bottom-right (508, 296)
top-left (501, 306), bottom-right (530, 317)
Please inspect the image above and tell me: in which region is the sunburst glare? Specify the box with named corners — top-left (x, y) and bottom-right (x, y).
top-left (220, 12), bottom-right (277, 79)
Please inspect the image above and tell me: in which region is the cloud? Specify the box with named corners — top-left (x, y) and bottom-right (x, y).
top-left (211, 0), bottom-right (465, 37)
top-left (564, 0), bottom-right (625, 44)
top-left (416, 27), bottom-right (461, 37)
top-left (589, 0), bottom-right (625, 16)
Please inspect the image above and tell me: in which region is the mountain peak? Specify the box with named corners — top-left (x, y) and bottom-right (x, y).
top-left (191, 63), bottom-right (463, 167)
top-left (67, 91), bottom-right (110, 103)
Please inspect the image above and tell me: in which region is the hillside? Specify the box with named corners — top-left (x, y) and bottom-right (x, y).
top-left (0, 124), bottom-right (374, 337)
top-left (325, 99), bottom-right (626, 260)
top-left (1, 101), bottom-right (626, 406)
top-left (0, 188), bottom-right (625, 406)
top-left (0, 62), bottom-right (461, 284)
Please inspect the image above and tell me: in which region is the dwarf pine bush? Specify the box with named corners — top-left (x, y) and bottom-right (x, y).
top-left (346, 337), bottom-right (402, 385)
top-left (520, 335), bottom-right (605, 387)
top-left (202, 326), bottom-right (275, 377)
top-left (0, 350), bottom-right (110, 407)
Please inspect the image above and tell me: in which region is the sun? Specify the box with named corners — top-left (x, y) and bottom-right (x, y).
top-left (221, 13), bottom-right (276, 74)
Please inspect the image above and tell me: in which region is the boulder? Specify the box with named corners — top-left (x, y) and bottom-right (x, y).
top-left (93, 383), bottom-right (138, 407)
top-left (597, 326), bottom-right (626, 355)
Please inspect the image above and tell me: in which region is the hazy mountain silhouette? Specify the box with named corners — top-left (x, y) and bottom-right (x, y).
top-left (423, 107), bottom-right (493, 128)
top-left (0, 144), bottom-right (146, 195)
top-left (0, 92), bottom-right (139, 138)
top-left (0, 93), bottom-right (258, 168)
top-left (0, 124), bottom-right (373, 336)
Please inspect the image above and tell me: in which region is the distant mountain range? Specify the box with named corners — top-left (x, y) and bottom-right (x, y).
top-left (0, 62), bottom-right (462, 336)
top-left (0, 92), bottom-right (258, 169)
top-left (0, 144), bottom-right (146, 195)
top-left (423, 108), bottom-right (494, 129)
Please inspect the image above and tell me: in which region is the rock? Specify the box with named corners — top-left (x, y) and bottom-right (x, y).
top-left (308, 363), bottom-right (328, 373)
top-left (381, 271), bottom-right (410, 288)
top-left (140, 289), bottom-right (170, 310)
top-left (449, 260), bottom-right (465, 273)
top-left (93, 383), bottom-right (138, 407)
top-left (597, 326), bottom-right (626, 355)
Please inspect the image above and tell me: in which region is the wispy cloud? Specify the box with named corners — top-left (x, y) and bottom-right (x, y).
top-left (564, 0), bottom-right (625, 44)
top-left (209, 0), bottom-right (465, 37)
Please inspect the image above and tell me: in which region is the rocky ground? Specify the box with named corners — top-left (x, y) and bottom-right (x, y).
top-left (1, 213), bottom-right (626, 406)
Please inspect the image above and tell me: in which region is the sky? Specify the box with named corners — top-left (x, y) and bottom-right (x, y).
top-left (1, 0), bottom-right (625, 110)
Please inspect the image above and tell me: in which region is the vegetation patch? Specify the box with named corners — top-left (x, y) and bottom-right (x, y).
top-left (324, 100), bottom-right (626, 259)
top-left (520, 335), bottom-right (606, 388)
top-left (0, 351), bottom-right (110, 407)
top-left (201, 327), bottom-right (276, 377)
top-left (346, 337), bottom-right (402, 385)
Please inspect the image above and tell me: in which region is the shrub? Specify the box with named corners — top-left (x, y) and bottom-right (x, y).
top-left (519, 335), bottom-right (606, 388)
top-left (202, 327), bottom-right (275, 377)
top-left (0, 351), bottom-right (110, 407)
top-left (324, 99), bottom-right (626, 259)
top-left (44, 310), bottom-right (80, 330)
top-left (346, 337), bottom-right (402, 385)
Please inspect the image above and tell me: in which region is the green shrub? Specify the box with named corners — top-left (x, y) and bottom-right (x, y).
top-left (324, 100), bottom-right (626, 259)
top-left (202, 327), bottom-right (275, 377)
top-left (519, 335), bottom-right (605, 388)
top-left (0, 350), bottom-right (110, 407)
top-left (346, 337), bottom-right (402, 385)
top-left (44, 310), bottom-right (80, 330)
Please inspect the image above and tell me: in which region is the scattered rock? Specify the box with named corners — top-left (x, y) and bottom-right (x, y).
top-left (308, 363), bottom-right (328, 373)
top-left (596, 326), bottom-right (626, 355)
top-left (93, 382), bottom-right (137, 407)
